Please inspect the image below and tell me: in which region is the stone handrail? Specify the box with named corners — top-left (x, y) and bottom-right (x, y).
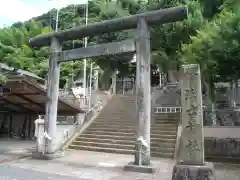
top-left (58, 102), bottom-right (100, 151)
top-left (58, 84), bottom-right (115, 151)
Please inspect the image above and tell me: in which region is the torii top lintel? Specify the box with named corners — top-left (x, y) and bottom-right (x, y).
top-left (29, 6), bottom-right (188, 47)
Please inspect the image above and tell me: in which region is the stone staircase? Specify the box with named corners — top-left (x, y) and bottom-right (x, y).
top-left (69, 93), bottom-right (179, 159)
top-left (155, 83), bottom-right (181, 107)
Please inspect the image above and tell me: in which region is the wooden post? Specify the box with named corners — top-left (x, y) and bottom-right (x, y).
top-left (28, 115), bottom-right (32, 140)
top-left (8, 115), bottom-right (11, 137)
top-left (135, 18), bottom-right (151, 165)
top-left (45, 37), bottom-right (61, 154)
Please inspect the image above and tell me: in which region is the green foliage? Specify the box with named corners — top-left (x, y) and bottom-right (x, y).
top-left (182, 4), bottom-right (240, 82)
top-left (0, 0), bottom-right (239, 91)
top-left (151, 0), bottom-right (205, 70)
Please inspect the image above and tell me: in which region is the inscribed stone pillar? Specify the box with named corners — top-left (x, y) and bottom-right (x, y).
top-left (46, 37), bottom-right (61, 154)
top-left (134, 18), bottom-right (151, 166)
top-left (178, 64), bottom-right (204, 165)
top-left (171, 64), bottom-right (216, 180)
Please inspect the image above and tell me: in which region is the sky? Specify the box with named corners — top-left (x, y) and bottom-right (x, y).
top-left (0, 0), bottom-right (88, 28)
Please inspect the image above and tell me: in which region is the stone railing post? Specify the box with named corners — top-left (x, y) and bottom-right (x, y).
top-left (112, 71), bottom-right (117, 95)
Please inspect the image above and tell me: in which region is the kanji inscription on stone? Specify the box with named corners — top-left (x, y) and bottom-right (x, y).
top-left (179, 64), bottom-right (204, 165)
top-left (186, 140), bottom-right (200, 156)
top-left (184, 88), bottom-right (196, 101)
top-left (185, 103), bottom-right (198, 131)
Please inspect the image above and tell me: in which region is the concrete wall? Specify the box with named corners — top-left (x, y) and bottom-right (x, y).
top-left (0, 113), bottom-right (82, 140)
top-left (37, 123), bottom-right (72, 152)
top-left (203, 127), bottom-right (240, 158)
top-left (35, 112), bottom-right (86, 152)
top-left (205, 137), bottom-right (240, 158)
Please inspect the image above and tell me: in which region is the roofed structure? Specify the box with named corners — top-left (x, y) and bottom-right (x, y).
top-left (0, 64), bottom-right (84, 115)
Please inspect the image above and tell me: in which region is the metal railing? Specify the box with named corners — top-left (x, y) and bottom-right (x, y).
top-left (154, 106), bottom-right (182, 114)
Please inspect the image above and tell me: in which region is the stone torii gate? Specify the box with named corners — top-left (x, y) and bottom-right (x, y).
top-left (28, 5), bottom-right (214, 178)
top-left (29, 5), bottom-right (187, 159)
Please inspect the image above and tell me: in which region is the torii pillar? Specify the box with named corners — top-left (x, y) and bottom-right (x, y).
top-left (124, 18), bottom-right (152, 173)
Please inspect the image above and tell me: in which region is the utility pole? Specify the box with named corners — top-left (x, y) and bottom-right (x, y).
top-left (83, 0), bottom-right (89, 97)
top-left (55, 9), bottom-right (59, 32)
top-left (48, 0), bottom-right (60, 32)
top-left (89, 62), bottom-right (93, 108)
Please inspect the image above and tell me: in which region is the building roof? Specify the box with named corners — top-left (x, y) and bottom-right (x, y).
top-left (0, 75), bottom-right (84, 115)
top-left (0, 63), bottom-right (45, 82)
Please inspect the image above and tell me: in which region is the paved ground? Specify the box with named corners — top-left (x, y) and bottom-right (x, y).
top-left (0, 138), bottom-right (35, 164)
top-left (1, 150), bottom-right (240, 180)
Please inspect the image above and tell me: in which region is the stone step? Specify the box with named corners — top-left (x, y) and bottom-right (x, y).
top-left (69, 145), bottom-right (174, 158)
top-left (80, 133), bottom-right (135, 141)
top-left (90, 124), bottom-right (178, 131)
top-left (74, 137), bottom-right (175, 148)
top-left (73, 141), bottom-right (134, 150)
top-left (69, 145), bottom-right (134, 155)
top-left (86, 127), bottom-right (177, 135)
top-left (80, 133), bottom-right (176, 141)
top-left (154, 117), bottom-right (179, 121)
top-left (96, 117), bottom-right (137, 121)
top-left (100, 109), bottom-right (135, 113)
top-left (84, 130), bottom-right (135, 136)
top-left (96, 117), bottom-right (179, 122)
top-left (92, 121), bottom-right (178, 127)
top-left (72, 141), bottom-right (175, 152)
top-left (84, 130), bottom-right (177, 138)
top-left (92, 121), bottom-right (177, 126)
top-left (106, 102), bottom-right (135, 105)
top-left (98, 112), bottom-right (135, 116)
top-left (153, 122), bottom-right (178, 126)
top-left (152, 151), bottom-right (174, 158)
top-left (151, 137), bottom-right (176, 143)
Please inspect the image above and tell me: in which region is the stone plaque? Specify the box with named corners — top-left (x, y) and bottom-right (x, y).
top-left (179, 64), bottom-right (204, 165)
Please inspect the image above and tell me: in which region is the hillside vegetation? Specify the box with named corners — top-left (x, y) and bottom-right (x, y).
top-left (0, 0), bottom-right (239, 93)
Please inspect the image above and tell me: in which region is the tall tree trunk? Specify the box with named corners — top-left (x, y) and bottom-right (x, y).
top-left (203, 79), bottom-right (217, 125)
top-left (230, 80), bottom-right (236, 108)
top-left (235, 80), bottom-right (238, 107)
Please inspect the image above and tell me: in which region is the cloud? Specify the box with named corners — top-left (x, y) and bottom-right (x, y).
top-left (0, 0), bottom-right (88, 28)
top-left (0, 1), bottom-right (48, 26)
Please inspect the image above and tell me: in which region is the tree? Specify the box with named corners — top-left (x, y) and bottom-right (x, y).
top-left (0, 21), bottom-right (52, 84)
top-left (181, 2), bottom-right (240, 124)
top-left (150, 0), bottom-right (205, 76)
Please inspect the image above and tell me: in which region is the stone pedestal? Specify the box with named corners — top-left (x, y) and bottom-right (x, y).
top-left (32, 151), bottom-right (64, 160)
top-left (172, 162), bottom-right (216, 180)
top-left (124, 162), bottom-right (155, 174)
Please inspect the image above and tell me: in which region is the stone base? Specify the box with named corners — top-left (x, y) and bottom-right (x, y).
top-left (124, 162), bottom-right (156, 174)
top-left (171, 162), bottom-right (216, 180)
top-left (32, 151), bottom-right (65, 160)
top-left (134, 151), bottom-right (150, 166)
